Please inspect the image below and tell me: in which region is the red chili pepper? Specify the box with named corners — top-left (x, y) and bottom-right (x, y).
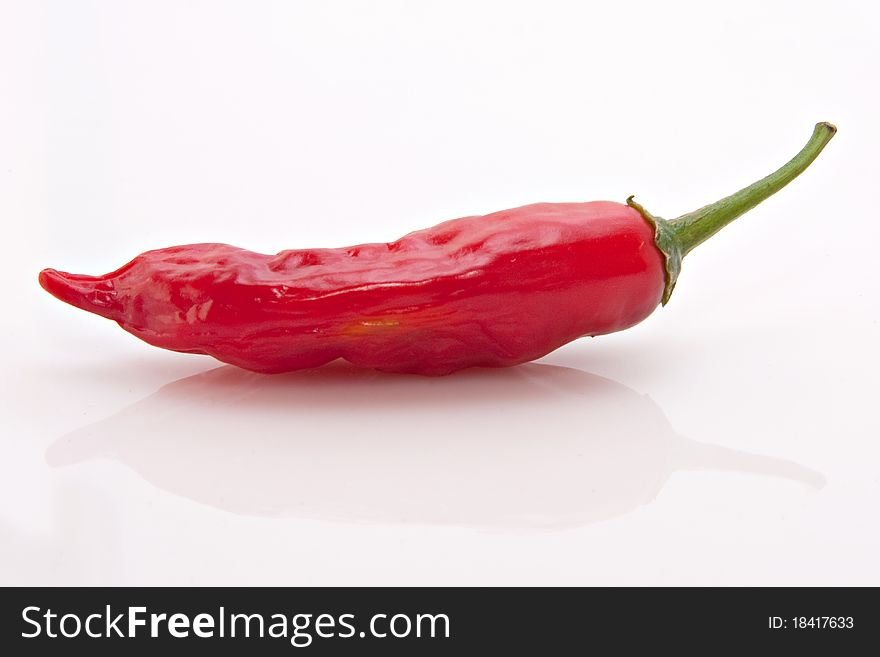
top-left (39, 123), bottom-right (835, 375)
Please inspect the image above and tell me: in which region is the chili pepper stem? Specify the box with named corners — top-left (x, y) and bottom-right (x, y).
top-left (667, 122), bottom-right (836, 255)
top-left (628, 122), bottom-right (836, 305)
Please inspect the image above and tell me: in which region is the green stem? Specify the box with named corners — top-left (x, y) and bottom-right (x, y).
top-left (627, 122), bottom-right (836, 305)
top-left (669, 122), bottom-right (837, 256)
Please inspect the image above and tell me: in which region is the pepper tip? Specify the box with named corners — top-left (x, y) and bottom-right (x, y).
top-left (38, 268), bottom-right (64, 295)
top-left (38, 267), bottom-right (120, 319)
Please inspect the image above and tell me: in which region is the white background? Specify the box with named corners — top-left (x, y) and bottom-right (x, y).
top-left (2, 0), bottom-right (878, 585)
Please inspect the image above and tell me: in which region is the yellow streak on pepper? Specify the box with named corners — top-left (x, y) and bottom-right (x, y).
top-left (344, 318), bottom-right (402, 335)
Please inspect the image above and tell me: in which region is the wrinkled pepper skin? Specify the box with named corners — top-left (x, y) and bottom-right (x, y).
top-left (39, 202), bottom-right (664, 375)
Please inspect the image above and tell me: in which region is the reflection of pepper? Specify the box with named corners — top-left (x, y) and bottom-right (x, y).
top-left (40, 123), bottom-right (835, 375)
top-left (45, 363), bottom-right (824, 526)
